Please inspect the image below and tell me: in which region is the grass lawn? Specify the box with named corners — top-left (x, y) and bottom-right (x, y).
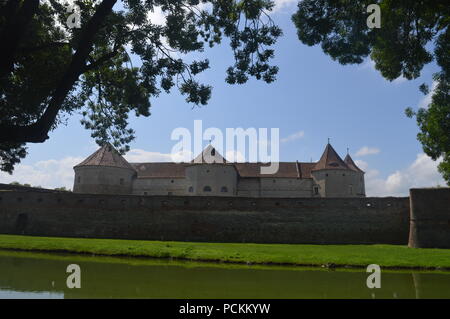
top-left (0, 234), bottom-right (449, 269)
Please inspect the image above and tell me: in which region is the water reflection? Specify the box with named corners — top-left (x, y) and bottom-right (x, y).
top-left (0, 250), bottom-right (448, 299)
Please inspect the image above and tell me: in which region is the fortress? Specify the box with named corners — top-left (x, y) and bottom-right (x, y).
top-left (4, 140), bottom-right (447, 248)
top-left (73, 142), bottom-right (365, 198)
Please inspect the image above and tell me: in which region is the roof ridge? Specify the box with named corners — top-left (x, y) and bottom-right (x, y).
top-left (344, 153), bottom-right (364, 173)
top-left (99, 144), bottom-right (107, 164)
top-left (312, 143), bottom-right (349, 171)
top-left (74, 143), bottom-right (135, 170)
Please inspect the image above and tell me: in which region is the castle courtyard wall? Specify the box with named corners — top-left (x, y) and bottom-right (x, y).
top-left (0, 190), bottom-right (409, 245)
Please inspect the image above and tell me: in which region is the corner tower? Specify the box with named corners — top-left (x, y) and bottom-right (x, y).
top-left (73, 143), bottom-right (136, 194)
top-left (311, 143), bottom-right (362, 197)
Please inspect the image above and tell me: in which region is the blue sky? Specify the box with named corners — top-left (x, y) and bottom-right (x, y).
top-left (0, 1), bottom-right (445, 195)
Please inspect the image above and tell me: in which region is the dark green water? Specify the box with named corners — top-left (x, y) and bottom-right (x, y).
top-left (0, 250), bottom-right (449, 299)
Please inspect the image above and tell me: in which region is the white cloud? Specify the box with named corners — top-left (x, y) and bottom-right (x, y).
top-left (147, 6), bottom-right (166, 26)
top-left (124, 148), bottom-right (194, 163)
top-left (272, 0), bottom-right (298, 12)
top-left (124, 149), bottom-right (174, 162)
top-left (355, 146), bottom-right (380, 156)
top-left (361, 153), bottom-right (445, 197)
top-left (280, 130), bottom-right (305, 143)
top-left (0, 156), bottom-right (83, 190)
top-left (418, 80), bottom-right (438, 109)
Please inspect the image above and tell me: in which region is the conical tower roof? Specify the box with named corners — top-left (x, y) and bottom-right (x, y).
top-left (312, 143), bottom-right (349, 171)
top-left (192, 144), bottom-right (228, 164)
top-left (344, 154), bottom-right (364, 173)
top-left (74, 143), bottom-right (135, 170)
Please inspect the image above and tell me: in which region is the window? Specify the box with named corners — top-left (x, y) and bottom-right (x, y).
top-left (211, 148), bottom-right (215, 156)
top-left (77, 176), bottom-right (81, 183)
top-left (171, 180), bottom-right (174, 183)
top-left (221, 186), bottom-right (228, 193)
top-left (120, 178), bottom-right (124, 185)
top-left (203, 186), bottom-right (212, 192)
top-left (188, 186), bottom-right (194, 193)
top-left (143, 192), bottom-right (148, 195)
top-left (349, 185), bottom-right (353, 195)
top-left (314, 186), bottom-right (319, 195)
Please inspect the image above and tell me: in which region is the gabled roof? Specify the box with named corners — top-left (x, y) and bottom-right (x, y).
top-left (344, 154), bottom-right (364, 173)
top-left (192, 144), bottom-right (228, 164)
top-left (312, 143), bottom-right (349, 171)
top-left (74, 143), bottom-right (135, 170)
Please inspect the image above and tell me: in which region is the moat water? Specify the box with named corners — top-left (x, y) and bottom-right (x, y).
top-left (0, 250), bottom-right (449, 299)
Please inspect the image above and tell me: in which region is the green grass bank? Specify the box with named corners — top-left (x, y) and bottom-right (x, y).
top-left (0, 234), bottom-right (449, 270)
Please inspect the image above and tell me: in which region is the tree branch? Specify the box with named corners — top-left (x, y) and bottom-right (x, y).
top-left (83, 49), bottom-right (120, 73)
top-left (0, 0), bottom-right (118, 144)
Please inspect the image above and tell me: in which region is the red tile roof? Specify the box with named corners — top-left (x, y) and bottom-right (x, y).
top-left (234, 162), bottom-right (315, 178)
top-left (74, 143), bottom-right (135, 171)
top-left (344, 154), bottom-right (364, 173)
top-left (312, 143), bottom-right (349, 171)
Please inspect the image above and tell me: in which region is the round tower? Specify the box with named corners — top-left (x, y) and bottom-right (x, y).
top-left (73, 143), bottom-right (136, 195)
top-left (311, 143), bottom-right (365, 197)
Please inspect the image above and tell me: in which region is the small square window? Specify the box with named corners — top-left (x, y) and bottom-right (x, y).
top-left (314, 186), bottom-right (319, 195)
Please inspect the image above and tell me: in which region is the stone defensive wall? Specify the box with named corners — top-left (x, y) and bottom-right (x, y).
top-left (408, 188), bottom-right (450, 249)
top-left (0, 189), bottom-right (410, 245)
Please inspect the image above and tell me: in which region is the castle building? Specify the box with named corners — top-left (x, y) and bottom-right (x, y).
top-left (73, 143), bottom-right (365, 198)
